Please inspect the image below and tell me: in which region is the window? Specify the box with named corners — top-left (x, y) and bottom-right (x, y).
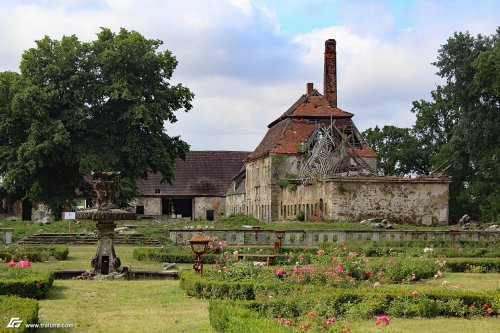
top-left (136, 206), bottom-right (145, 214)
top-left (154, 189), bottom-right (161, 194)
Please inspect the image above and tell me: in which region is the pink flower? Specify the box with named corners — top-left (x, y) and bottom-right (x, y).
top-left (306, 311), bottom-right (315, 318)
top-left (331, 258), bottom-right (337, 263)
top-left (412, 290), bottom-right (418, 297)
top-left (373, 282), bottom-right (381, 287)
top-left (470, 305), bottom-right (475, 310)
top-left (317, 249), bottom-right (325, 255)
top-left (375, 316), bottom-right (390, 326)
top-left (276, 269), bottom-right (284, 277)
top-left (487, 308), bottom-right (493, 314)
top-left (8, 260), bottom-right (16, 268)
top-left (326, 317), bottom-right (337, 325)
top-left (483, 303), bottom-right (489, 308)
top-left (16, 260), bottom-right (31, 268)
top-left (364, 270), bottom-right (372, 275)
top-left (268, 293), bottom-right (273, 298)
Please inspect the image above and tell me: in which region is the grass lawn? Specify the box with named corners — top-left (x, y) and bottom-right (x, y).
top-left (38, 280), bottom-right (213, 333)
top-left (419, 272), bottom-right (500, 291)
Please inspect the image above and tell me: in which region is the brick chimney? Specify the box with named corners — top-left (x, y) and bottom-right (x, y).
top-left (324, 39), bottom-right (337, 108)
top-left (306, 82), bottom-right (314, 94)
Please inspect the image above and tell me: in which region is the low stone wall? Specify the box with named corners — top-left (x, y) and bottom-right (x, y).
top-left (169, 229), bottom-right (500, 246)
top-left (1, 228), bottom-right (13, 244)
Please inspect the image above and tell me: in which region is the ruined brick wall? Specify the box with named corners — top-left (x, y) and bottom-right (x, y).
top-left (193, 197), bottom-right (226, 220)
top-left (280, 177), bottom-right (449, 226)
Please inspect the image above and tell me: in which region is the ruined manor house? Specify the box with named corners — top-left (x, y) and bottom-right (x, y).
top-left (133, 39), bottom-right (449, 226)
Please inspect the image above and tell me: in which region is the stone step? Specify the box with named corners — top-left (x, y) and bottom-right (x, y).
top-left (17, 233), bottom-right (162, 246)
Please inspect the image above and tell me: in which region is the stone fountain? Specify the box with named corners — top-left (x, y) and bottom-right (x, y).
top-left (75, 171), bottom-right (136, 275)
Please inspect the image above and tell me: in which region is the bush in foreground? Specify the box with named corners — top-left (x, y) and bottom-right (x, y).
top-left (0, 295), bottom-right (39, 333)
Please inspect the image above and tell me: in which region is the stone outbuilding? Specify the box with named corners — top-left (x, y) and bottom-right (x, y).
top-left (135, 151), bottom-right (248, 220)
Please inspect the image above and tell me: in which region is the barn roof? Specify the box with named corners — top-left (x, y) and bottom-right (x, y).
top-left (137, 151), bottom-right (249, 197)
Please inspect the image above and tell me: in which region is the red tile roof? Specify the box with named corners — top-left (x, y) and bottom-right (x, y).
top-left (137, 151), bottom-right (249, 197)
top-left (267, 90), bottom-right (352, 128)
top-left (248, 89), bottom-right (376, 161)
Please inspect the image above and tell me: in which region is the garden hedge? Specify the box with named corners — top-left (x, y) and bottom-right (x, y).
top-left (0, 270), bottom-right (54, 299)
top-left (133, 248), bottom-right (220, 263)
top-left (0, 295), bottom-right (39, 333)
top-left (180, 271), bottom-right (266, 300)
top-left (445, 258), bottom-right (500, 272)
top-left (209, 300), bottom-right (289, 333)
top-left (0, 246), bottom-right (69, 262)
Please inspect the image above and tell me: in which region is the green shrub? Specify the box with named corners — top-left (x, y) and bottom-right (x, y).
top-left (180, 271), bottom-right (259, 300)
top-left (133, 248), bottom-right (218, 263)
top-left (296, 211), bottom-right (305, 221)
top-left (0, 246), bottom-right (69, 262)
top-left (345, 296), bottom-right (389, 319)
top-left (209, 300), bottom-right (289, 333)
top-left (445, 258), bottom-right (500, 272)
top-left (384, 258), bottom-right (438, 282)
top-left (0, 295), bottom-right (39, 333)
top-left (0, 266), bottom-right (54, 299)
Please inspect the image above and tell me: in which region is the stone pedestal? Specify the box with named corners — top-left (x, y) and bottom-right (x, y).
top-left (92, 220), bottom-right (120, 275)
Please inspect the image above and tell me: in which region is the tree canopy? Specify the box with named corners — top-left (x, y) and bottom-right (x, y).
top-left (0, 28), bottom-right (194, 219)
top-left (363, 28), bottom-right (499, 222)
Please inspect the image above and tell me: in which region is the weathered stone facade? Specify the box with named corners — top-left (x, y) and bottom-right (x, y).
top-left (280, 176), bottom-right (450, 225)
top-left (193, 197), bottom-right (226, 220)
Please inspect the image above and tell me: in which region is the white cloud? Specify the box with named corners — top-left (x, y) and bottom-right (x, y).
top-left (0, 0), bottom-right (498, 152)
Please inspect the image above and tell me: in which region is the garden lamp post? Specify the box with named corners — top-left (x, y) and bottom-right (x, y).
top-left (189, 234), bottom-right (211, 275)
top-left (274, 230), bottom-right (286, 254)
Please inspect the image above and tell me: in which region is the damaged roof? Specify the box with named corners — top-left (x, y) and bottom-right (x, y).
top-left (137, 151), bottom-right (249, 197)
top-left (247, 88), bottom-right (376, 161)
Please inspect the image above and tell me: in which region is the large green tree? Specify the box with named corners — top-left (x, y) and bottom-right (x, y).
top-left (363, 28), bottom-right (499, 222)
top-left (0, 28), bottom-right (194, 219)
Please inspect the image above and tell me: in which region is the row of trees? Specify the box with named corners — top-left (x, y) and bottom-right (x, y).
top-left (363, 28), bottom-right (499, 222)
top-left (0, 28), bottom-right (194, 219)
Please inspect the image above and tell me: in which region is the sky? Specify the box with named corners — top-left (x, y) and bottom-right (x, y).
top-left (0, 0), bottom-right (498, 151)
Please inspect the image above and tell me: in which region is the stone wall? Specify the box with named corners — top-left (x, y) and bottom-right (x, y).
top-left (170, 229), bottom-right (499, 245)
top-left (245, 157), bottom-right (273, 221)
top-left (280, 176), bottom-right (450, 226)
top-left (132, 197), bottom-right (161, 216)
top-left (193, 197), bottom-right (226, 220)
top-left (226, 192), bottom-right (246, 215)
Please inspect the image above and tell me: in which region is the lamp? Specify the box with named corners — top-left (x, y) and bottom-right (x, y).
top-left (274, 230), bottom-right (286, 254)
top-left (189, 234), bottom-right (211, 275)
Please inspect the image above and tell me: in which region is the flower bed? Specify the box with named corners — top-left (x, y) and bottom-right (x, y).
top-left (208, 287), bottom-right (500, 333)
top-left (0, 295), bottom-right (39, 333)
top-left (0, 261), bottom-right (54, 299)
top-left (0, 245), bottom-right (69, 262)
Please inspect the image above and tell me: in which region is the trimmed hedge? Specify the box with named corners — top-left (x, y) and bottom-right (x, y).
top-left (133, 248), bottom-right (219, 263)
top-left (209, 300), bottom-right (289, 333)
top-left (0, 295), bottom-right (39, 333)
top-left (180, 271), bottom-right (264, 300)
top-left (0, 246), bottom-right (69, 262)
top-left (445, 258), bottom-right (500, 272)
top-left (0, 270), bottom-right (54, 299)
top-left (207, 287), bottom-right (500, 333)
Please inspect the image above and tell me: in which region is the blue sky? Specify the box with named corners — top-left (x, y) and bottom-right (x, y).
top-left (1, 0), bottom-right (498, 151)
